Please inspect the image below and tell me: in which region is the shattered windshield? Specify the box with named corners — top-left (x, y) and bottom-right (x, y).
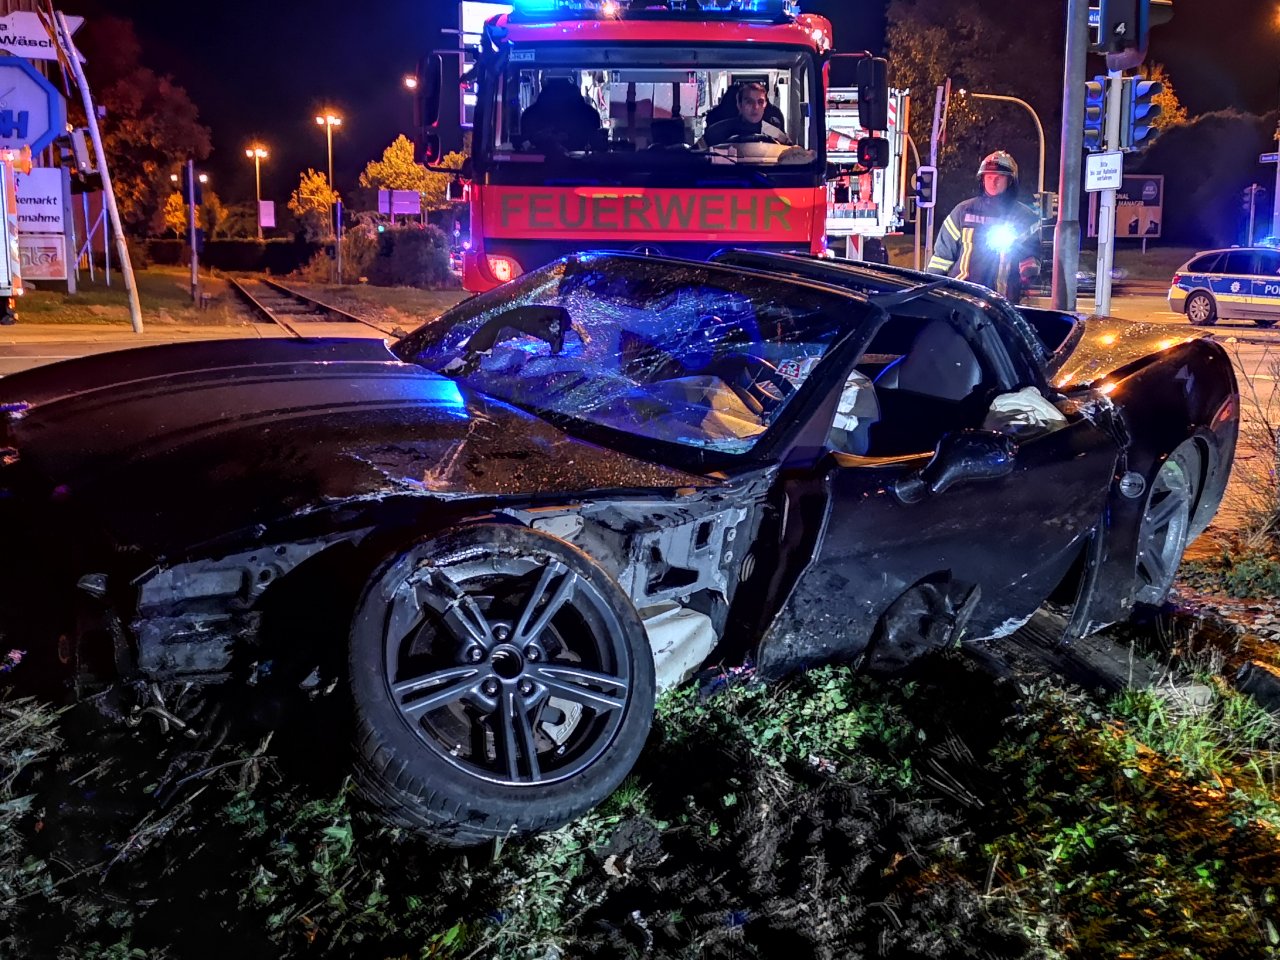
top-left (394, 256), bottom-right (862, 453)
top-left (486, 44), bottom-right (819, 170)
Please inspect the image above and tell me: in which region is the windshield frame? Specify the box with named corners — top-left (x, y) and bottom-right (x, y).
top-left (392, 254), bottom-right (879, 474)
top-left (473, 40), bottom-right (824, 182)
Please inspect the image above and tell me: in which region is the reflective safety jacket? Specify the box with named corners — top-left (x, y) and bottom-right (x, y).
top-left (927, 193), bottom-right (1041, 303)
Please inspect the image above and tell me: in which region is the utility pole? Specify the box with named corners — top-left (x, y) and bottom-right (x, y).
top-left (51, 10), bottom-right (143, 332)
top-left (1053, 0), bottom-right (1089, 310)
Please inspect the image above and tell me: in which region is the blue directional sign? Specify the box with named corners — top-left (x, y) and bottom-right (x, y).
top-left (0, 58), bottom-right (65, 155)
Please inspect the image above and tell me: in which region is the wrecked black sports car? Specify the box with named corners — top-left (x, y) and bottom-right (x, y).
top-left (0, 251), bottom-right (1237, 845)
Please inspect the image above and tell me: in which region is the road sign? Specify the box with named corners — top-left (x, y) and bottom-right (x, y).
top-left (0, 58), bottom-right (66, 155)
top-left (1261, 152), bottom-right (1280, 164)
top-left (1084, 151), bottom-right (1124, 192)
top-left (0, 11), bottom-right (82, 61)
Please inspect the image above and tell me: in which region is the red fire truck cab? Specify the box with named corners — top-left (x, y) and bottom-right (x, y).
top-left (433, 0), bottom-right (889, 292)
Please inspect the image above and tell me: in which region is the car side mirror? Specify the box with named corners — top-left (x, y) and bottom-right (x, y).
top-left (857, 137), bottom-right (890, 169)
top-left (894, 430), bottom-right (1017, 504)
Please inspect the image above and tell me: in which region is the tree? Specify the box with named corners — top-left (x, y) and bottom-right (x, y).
top-left (77, 17), bottom-right (212, 237)
top-left (359, 136), bottom-right (468, 215)
top-left (1138, 62), bottom-right (1190, 132)
top-left (289, 169), bottom-right (339, 242)
top-left (887, 0), bottom-right (1064, 211)
top-left (162, 192), bottom-right (187, 238)
top-left (201, 190), bottom-right (228, 239)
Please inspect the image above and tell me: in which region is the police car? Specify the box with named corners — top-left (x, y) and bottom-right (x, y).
top-left (1168, 247), bottom-right (1280, 327)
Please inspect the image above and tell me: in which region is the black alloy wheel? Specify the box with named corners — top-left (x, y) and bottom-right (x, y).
top-left (348, 524), bottom-right (654, 846)
top-left (1254, 318), bottom-right (1278, 328)
top-left (1134, 444), bottom-right (1198, 606)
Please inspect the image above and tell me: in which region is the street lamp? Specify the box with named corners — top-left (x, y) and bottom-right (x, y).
top-left (245, 145), bottom-right (268, 240)
top-left (959, 89), bottom-right (1047, 199)
top-left (314, 112), bottom-right (342, 191)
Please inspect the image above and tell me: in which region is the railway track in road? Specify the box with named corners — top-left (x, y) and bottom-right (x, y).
top-left (229, 277), bottom-right (397, 338)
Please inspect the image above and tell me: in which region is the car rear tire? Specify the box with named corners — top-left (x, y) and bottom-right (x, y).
top-left (1254, 319), bottom-right (1278, 328)
top-left (348, 523), bottom-right (655, 847)
top-left (1133, 443), bottom-right (1200, 607)
top-left (1185, 292), bottom-right (1217, 326)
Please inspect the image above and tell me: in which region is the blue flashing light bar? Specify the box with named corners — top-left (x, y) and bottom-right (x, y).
top-left (509, 0), bottom-right (800, 20)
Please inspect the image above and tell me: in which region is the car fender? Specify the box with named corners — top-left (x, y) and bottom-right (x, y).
top-left (1070, 337), bottom-right (1238, 626)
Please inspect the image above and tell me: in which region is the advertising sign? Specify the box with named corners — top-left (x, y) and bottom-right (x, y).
top-left (258, 200), bottom-right (275, 229)
top-left (1088, 174), bottom-right (1164, 239)
top-left (378, 189), bottom-right (422, 216)
top-left (0, 58), bottom-right (66, 155)
top-left (14, 167), bottom-right (64, 233)
top-left (19, 233), bottom-right (66, 280)
top-left (0, 11), bottom-right (83, 61)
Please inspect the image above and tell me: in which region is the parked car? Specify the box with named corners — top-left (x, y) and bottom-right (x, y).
top-left (0, 251), bottom-right (1238, 846)
top-left (1168, 246), bottom-right (1280, 327)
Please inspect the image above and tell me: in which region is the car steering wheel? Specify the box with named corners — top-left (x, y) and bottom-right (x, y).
top-left (711, 353), bottom-right (795, 417)
top-left (725, 133), bottom-right (783, 145)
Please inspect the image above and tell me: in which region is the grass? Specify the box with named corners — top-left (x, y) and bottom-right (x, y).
top-left (14, 266), bottom-right (246, 326)
top-left (4, 652), bottom-right (1280, 958)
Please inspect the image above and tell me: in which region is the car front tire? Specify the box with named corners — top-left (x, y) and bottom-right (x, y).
top-left (1185, 292), bottom-right (1217, 326)
top-left (348, 523), bottom-right (655, 847)
top-left (1133, 443), bottom-right (1200, 607)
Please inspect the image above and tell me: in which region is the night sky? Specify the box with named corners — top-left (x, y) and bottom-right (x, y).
top-left (59, 0), bottom-right (1280, 212)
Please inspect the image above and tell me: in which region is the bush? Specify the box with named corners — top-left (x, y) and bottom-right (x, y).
top-left (368, 225), bottom-right (452, 288)
top-left (144, 238), bottom-right (320, 275)
top-left (340, 225), bottom-right (379, 284)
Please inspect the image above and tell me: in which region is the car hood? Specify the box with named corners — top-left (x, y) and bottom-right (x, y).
top-left (0, 337), bottom-right (711, 550)
top-left (1044, 315), bottom-right (1209, 389)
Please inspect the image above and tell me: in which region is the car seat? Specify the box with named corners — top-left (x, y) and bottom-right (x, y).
top-left (874, 319), bottom-right (982, 401)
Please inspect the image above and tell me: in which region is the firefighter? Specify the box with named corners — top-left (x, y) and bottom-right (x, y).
top-left (927, 151), bottom-right (1040, 304)
top-left (704, 81), bottom-right (791, 146)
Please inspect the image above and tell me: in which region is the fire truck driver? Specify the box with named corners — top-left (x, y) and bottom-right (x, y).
top-left (703, 81), bottom-right (791, 146)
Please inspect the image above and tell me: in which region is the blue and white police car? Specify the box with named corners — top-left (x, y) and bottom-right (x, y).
top-left (1168, 247), bottom-right (1280, 328)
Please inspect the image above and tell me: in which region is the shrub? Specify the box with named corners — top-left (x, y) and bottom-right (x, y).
top-left (368, 225), bottom-right (452, 288)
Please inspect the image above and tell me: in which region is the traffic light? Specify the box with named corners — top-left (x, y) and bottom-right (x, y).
top-left (913, 165), bottom-right (937, 209)
top-left (1083, 76), bottom-right (1106, 152)
top-left (1121, 77), bottom-right (1163, 150)
top-left (1095, 0), bottom-right (1149, 56)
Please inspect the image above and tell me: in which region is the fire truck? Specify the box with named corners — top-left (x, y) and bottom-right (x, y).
top-left (421, 0), bottom-right (902, 292)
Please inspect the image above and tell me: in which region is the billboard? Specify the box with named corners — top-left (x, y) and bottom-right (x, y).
top-left (1089, 174), bottom-right (1164, 239)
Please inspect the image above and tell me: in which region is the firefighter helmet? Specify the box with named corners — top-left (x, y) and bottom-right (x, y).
top-left (976, 151), bottom-right (1019, 189)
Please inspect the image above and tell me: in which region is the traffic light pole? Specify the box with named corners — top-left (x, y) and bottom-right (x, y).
top-left (1052, 0), bottom-right (1089, 311)
top-left (1094, 70), bottom-right (1125, 316)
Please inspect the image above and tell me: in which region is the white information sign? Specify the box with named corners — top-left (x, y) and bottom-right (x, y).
top-left (14, 167), bottom-right (64, 233)
top-left (1084, 151), bottom-right (1124, 192)
top-left (18, 233), bottom-right (66, 280)
top-left (258, 200), bottom-right (275, 229)
top-left (0, 11), bottom-right (83, 61)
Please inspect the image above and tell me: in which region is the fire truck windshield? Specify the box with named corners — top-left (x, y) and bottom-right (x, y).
top-left (483, 44), bottom-right (819, 172)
